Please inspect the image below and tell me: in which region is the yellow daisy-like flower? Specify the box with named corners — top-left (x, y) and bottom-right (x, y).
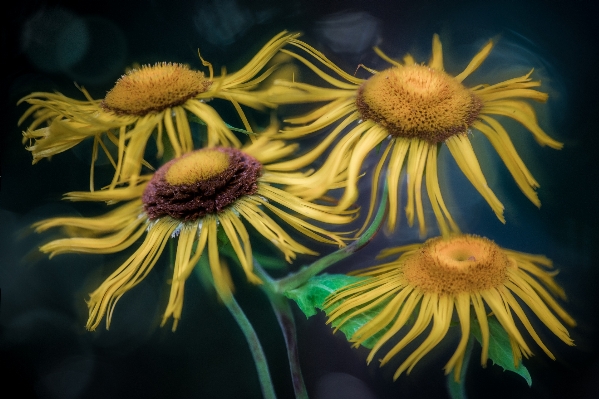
top-left (33, 133), bottom-right (355, 331)
top-left (269, 35), bottom-right (562, 236)
top-left (18, 31), bottom-right (298, 189)
top-left (323, 234), bottom-right (575, 381)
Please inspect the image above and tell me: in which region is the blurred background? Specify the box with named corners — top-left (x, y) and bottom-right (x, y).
top-left (2, 0), bottom-right (598, 398)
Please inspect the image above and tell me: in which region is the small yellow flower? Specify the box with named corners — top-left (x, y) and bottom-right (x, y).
top-left (33, 133), bottom-right (356, 331)
top-left (18, 31), bottom-right (298, 189)
top-left (323, 234), bottom-right (575, 380)
top-left (270, 35), bottom-right (562, 236)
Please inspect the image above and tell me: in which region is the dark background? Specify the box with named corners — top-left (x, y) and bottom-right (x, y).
top-left (2, 1), bottom-right (598, 398)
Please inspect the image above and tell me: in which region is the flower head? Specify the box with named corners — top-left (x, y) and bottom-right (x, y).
top-left (34, 133), bottom-right (356, 331)
top-left (323, 234), bottom-right (575, 380)
top-left (356, 64), bottom-right (483, 142)
top-left (101, 63), bottom-right (213, 116)
top-left (270, 35), bottom-right (562, 236)
top-left (18, 31), bottom-right (298, 189)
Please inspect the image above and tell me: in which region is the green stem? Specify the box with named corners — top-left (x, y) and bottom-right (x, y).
top-left (254, 261), bottom-right (309, 399)
top-left (221, 292), bottom-right (277, 399)
top-left (196, 256), bottom-right (277, 399)
top-left (446, 333), bottom-right (475, 399)
top-left (274, 182), bottom-right (388, 293)
top-left (191, 116), bottom-right (255, 135)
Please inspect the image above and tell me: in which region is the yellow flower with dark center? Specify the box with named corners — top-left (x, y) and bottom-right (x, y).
top-left (18, 31), bottom-right (298, 189)
top-left (323, 234), bottom-right (575, 381)
top-left (33, 133), bottom-right (356, 331)
top-left (269, 35), bottom-right (562, 236)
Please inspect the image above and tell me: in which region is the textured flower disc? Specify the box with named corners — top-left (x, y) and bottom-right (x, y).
top-left (403, 235), bottom-right (512, 295)
top-left (356, 65), bottom-right (482, 143)
top-left (101, 63), bottom-right (213, 116)
top-left (142, 147), bottom-right (262, 221)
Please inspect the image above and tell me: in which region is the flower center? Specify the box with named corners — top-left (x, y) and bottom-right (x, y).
top-left (142, 147), bottom-right (262, 221)
top-left (356, 65), bottom-right (482, 143)
top-left (165, 150), bottom-right (230, 185)
top-left (403, 235), bottom-right (510, 295)
top-left (101, 63), bottom-right (212, 116)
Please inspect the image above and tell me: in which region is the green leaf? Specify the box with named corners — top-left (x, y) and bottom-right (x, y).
top-left (471, 317), bottom-right (532, 386)
top-left (284, 274), bottom-right (363, 318)
top-left (284, 274), bottom-right (390, 348)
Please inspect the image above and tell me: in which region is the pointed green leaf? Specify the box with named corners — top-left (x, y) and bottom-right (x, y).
top-left (471, 317), bottom-right (532, 386)
top-left (284, 274), bottom-right (364, 317)
top-left (284, 274), bottom-right (391, 348)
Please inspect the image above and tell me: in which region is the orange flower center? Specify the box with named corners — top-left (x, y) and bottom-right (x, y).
top-left (165, 149), bottom-right (230, 186)
top-left (101, 63), bottom-right (212, 116)
top-left (356, 65), bottom-right (482, 143)
top-left (403, 235), bottom-right (511, 295)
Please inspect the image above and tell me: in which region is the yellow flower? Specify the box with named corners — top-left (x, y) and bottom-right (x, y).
top-left (270, 35), bottom-right (562, 236)
top-left (18, 31), bottom-right (298, 189)
top-left (33, 133), bottom-right (356, 331)
top-left (323, 234), bottom-right (575, 381)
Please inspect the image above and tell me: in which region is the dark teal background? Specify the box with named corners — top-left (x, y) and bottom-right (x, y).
top-left (2, 1), bottom-right (598, 398)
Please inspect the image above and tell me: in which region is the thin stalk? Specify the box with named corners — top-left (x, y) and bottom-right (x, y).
top-left (446, 333), bottom-right (475, 399)
top-left (220, 292), bottom-right (277, 399)
top-left (274, 182), bottom-right (388, 293)
top-left (195, 256), bottom-right (277, 399)
top-left (191, 116), bottom-right (255, 135)
top-left (254, 261), bottom-right (309, 399)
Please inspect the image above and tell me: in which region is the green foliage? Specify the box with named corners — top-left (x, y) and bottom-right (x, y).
top-left (471, 317), bottom-right (532, 386)
top-left (284, 274), bottom-right (390, 349)
top-left (284, 274), bottom-right (363, 317)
